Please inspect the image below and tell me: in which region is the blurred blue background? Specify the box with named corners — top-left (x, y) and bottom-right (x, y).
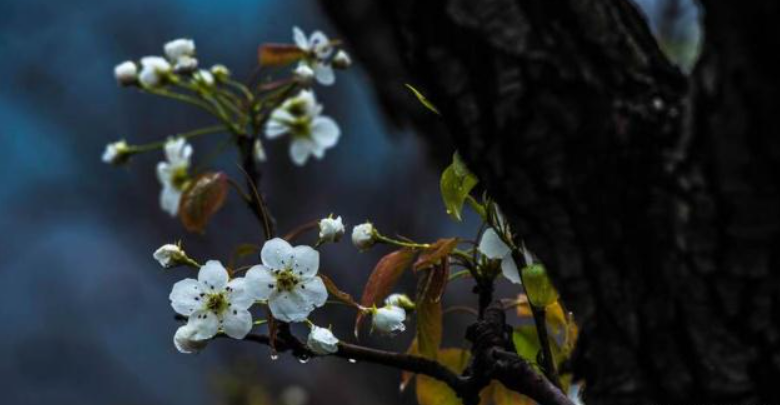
top-left (0, 0), bottom-right (700, 404)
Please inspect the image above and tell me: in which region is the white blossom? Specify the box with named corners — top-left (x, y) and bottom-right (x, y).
top-left (265, 90), bottom-right (340, 166)
top-left (306, 325), bottom-right (339, 355)
top-left (173, 323), bottom-right (209, 354)
top-left (245, 238), bottom-right (328, 323)
top-left (372, 305), bottom-right (406, 335)
top-left (164, 38), bottom-right (196, 62)
top-left (193, 69), bottom-right (214, 87)
top-left (102, 140), bottom-right (130, 165)
top-left (332, 50), bottom-right (352, 69)
top-left (153, 243), bottom-right (187, 268)
top-left (156, 137), bottom-right (192, 216)
top-left (478, 228), bottom-right (520, 284)
top-left (318, 215), bottom-right (344, 243)
top-left (114, 61), bottom-right (138, 86)
top-left (351, 222), bottom-right (375, 250)
top-left (292, 26), bottom-right (335, 86)
top-left (139, 56), bottom-right (171, 87)
top-left (384, 293), bottom-right (414, 310)
top-left (169, 260), bottom-right (255, 343)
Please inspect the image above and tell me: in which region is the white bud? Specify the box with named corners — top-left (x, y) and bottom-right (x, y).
top-left (210, 64), bottom-right (231, 81)
top-left (306, 325), bottom-right (339, 355)
top-left (294, 63), bottom-right (315, 82)
top-left (114, 61), bottom-right (138, 86)
top-left (318, 216), bottom-right (345, 243)
top-left (102, 140), bottom-right (130, 165)
top-left (138, 56), bottom-right (171, 87)
top-left (174, 55), bottom-right (198, 74)
top-left (332, 50), bottom-right (352, 69)
top-left (164, 38), bottom-right (196, 61)
top-left (351, 222), bottom-right (376, 250)
top-left (193, 69), bottom-right (214, 87)
top-left (174, 324), bottom-right (208, 354)
top-left (372, 305), bottom-right (406, 336)
top-left (153, 243), bottom-right (187, 268)
top-left (384, 293), bottom-right (415, 310)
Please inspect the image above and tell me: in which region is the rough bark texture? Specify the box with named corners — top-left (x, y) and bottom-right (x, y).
top-left (321, 0), bottom-right (780, 404)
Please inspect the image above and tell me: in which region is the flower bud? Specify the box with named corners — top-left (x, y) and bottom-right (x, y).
top-left (193, 69), bottom-right (214, 87)
top-left (210, 64), bottom-right (231, 81)
top-left (294, 63), bottom-right (315, 82)
top-left (114, 61), bottom-right (138, 86)
top-left (306, 325), bottom-right (339, 355)
top-left (153, 243), bottom-right (190, 268)
top-left (102, 140), bottom-right (131, 165)
top-left (384, 293), bottom-right (415, 311)
top-left (174, 324), bottom-right (208, 354)
top-left (164, 38), bottom-right (196, 62)
top-left (332, 50), bottom-right (352, 69)
top-left (138, 56), bottom-right (171, 88)
top-left (318, 215), bottom-right (345, 243)
top-left (351, 222), bottom-right (376, 250)
top-left (173, 55), bottom-right (198, 74)
top-left (372, 305), bottom-right (406, 335)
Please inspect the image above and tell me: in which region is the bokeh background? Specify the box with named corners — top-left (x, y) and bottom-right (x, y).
top-left (0, 0), bottom-right (700, 404)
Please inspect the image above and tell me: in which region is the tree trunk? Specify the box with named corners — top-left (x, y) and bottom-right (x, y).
top-left (321, 0), bottom-right (780, 403)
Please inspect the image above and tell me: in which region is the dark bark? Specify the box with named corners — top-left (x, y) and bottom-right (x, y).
top-left (321, 0), bottom-right (780, 403)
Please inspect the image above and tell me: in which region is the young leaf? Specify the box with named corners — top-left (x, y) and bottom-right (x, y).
top-left (416, 262), bottom-right (448, 359)
top-left (414, 238), bottom-right (458, 271)
top-left (320, 273), bottom-right (361, 309)
top-left (440, 153), bottom-right (478, 221)
top-left (522, 264), bottom-right (559, 308)
top-left (354, 249), bottom-right (416, 336)
top-left (258, 43), bottom-right (305, 67)
top-left (179, 172), bottom-right (229, 233)
top-left (487, 381), bottom-right (535, 405)
top-left (511, 324), bottom-right (543, 370)
top-left (404, 83), bottom-right (440, 115)
top-left (415, 349), bottom-right (470, 405)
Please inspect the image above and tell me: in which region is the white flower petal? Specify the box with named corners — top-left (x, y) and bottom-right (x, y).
top-left (478, 228), bottom-right (511, 260)
top-left (198, 260), bottom-right (229, 293)
top-left (159, 186), bottom-right (181, 217)
top-left (309, 31), bottom-right (332, 59)
top-left (156, 161), bottom-right (172, 185)
top-left (245, 264), bottom-right (276, 300)
top-left (220, 308), bottom-right (252, 339)
top-left (372, 306), bottom-right (406, 335)
top-left (268, 290), bottom-right (312, 323)
top-left (164, 138), bottom-right (192, 167)
top-left (174, 324), bottom-right (208, 354)
top-left (261, 238), bottom-right (294, 270)
top-left (314, 64), bottom-right (335, 86)
top-left (169, 278), bottom-right (203, 316)
top-left (293, 26), bottom-right (309, 50)
top-left (188, 310), bottom-right (219, 340)
top-left (295, 276), bottom-right (328, 308)
top-left (290, 139), bottom-right (314, 166)
top-left (291, 246), bottom-right (319, 279)
top-left (265, 119), bottom-right (289, 139)
top-left (307, 325), bottom-right (339, 355)
top-left (501, 254), bottom-right (522, 284)
top-left (226, 278), bottom-right (254, 310)
top-left (311, 116), bottom-right (340, 148)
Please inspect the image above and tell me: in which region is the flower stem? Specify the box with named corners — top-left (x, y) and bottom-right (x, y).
top-left (128, 125), bottom-right (225, 154)
top-left (375, 234), bottom-right (430, 250)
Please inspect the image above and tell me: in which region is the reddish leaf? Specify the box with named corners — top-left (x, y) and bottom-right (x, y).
top-left (416, 261), bottom-right (449, 359)
top-left (320, 273), bottom-right (360, 309)
top-left (258, 43), bottom-right (305, 67)
top-left (354, 249), bottom-right (416, 337)
top-left (179, 172), bottom-right (228, 233)
top-left (414, 238), bottom-right (458, 271)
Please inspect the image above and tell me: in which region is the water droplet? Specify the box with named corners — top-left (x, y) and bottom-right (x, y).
top-left (298, 357), bottom-right (310, 364)
top-left (270, 354), bottom-right (279, 361)
top-left (348, 358), bottom-right (357, 364)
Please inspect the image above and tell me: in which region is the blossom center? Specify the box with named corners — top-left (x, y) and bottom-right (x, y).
top-left (275, 269), bottom-right (300, 292)
top-left (171, 166), bottom-right (189, 190)
top-left (205, 293), bottom-right (229, 314)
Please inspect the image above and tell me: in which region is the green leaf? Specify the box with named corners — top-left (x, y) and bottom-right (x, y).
top-left (440, 153), bottom-right (479, 221)
top-left (179, 172), bottom-right (229, 233)
top-left (405, 83), bottom-right (440, 115)
top-left (511, 325), bottom-right (543, 369)
top-left (522, 264), bottom-right (559, 308)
